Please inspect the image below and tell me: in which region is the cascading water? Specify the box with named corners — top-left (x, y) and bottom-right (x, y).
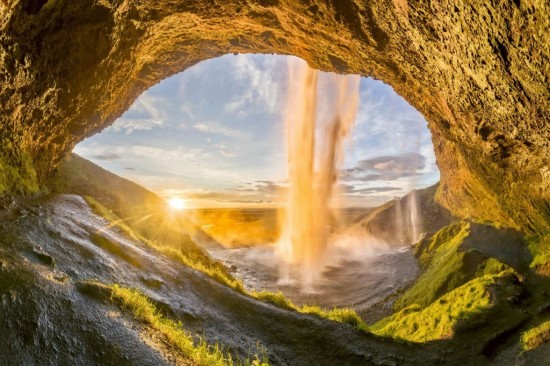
top-left (408, 192), bottom-right (420, 243)
top-left (394, 192), bottom-right (422, 244)
top-left (277, 58), bottom-right (360, 292)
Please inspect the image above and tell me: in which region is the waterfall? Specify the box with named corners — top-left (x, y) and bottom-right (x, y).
top-left (277, 58), bottom-right (360, 292)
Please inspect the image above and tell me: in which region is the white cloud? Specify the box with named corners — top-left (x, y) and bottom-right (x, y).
top-left (192, 122), bottom-right (250, 141)
top-left (109, 118), bottom-right (163, 134)
top-left (75, 144), bottom-right (209, 165)
top-left (74, 55), bottom-right (439, 208)
top-left (132, 93), bottom-right (163, 118)
top-left (223, 55), bottom-right (283, 115)
top-left (108, 92), bottom-right (166, 134)
top-left (219, 149), bottom-right (236, 158)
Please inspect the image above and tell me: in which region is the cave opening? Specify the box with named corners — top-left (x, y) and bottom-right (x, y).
top-left (73, 53), bottom-right (440, 311)
top-left (0, 2), bottom-right (548, 363)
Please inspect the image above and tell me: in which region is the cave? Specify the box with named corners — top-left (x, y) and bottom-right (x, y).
top-left (1, 0), bottom-right (548, 232)
top-left (0, 1), bottom-right (549, 365)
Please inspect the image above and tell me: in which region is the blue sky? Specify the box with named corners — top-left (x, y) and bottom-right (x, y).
top-left (74, 54), bottom-right (439, 208)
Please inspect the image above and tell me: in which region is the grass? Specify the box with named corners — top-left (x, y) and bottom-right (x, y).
top-left (476, 257), bottom-right (510, 277)
top-left (521, 319), bottom-right (550, 351)
top-left (300, 305), bottom-right (369, 332)
top-left (371, 273), bottom-right (508, 342)
top-left (84, 196), bottom-right (367, 331)
top-left (526, 233), bottom-right (550, 275)
top-left (84, 195), bottom-right (141, 241)
top-left (107, 283), bottom-right (269, 366)
top-left (396, 222), bottom-right (470, 310)
top-left (250, 290), bottom-right (369, 332)
top-left (84, 196), bottom-right (243, 291)
top-left (395, 222), bottom-right (512, 311)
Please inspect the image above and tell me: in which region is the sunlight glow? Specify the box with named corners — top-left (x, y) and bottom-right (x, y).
top-left (168, 197), bottom-right (187, 211)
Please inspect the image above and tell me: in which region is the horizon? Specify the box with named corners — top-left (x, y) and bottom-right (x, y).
top-left (74, 54), bottom-right (440, 208)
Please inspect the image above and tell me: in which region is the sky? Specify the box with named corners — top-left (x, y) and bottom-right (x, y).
top-left (74, 54), bottom-right (439, 208)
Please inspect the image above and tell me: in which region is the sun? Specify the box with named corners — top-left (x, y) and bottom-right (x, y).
top-left (168, 197), bottom-right (187, 211)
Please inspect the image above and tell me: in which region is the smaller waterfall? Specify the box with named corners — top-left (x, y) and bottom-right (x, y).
top-left (394, 191), bottom-right (422, 244)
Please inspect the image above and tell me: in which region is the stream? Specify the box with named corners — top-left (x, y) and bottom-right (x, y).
top-left (210, 243), bottom-right (418, 310)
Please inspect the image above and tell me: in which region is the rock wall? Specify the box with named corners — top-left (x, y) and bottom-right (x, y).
top-left (0, 0), bottom-right (548, 232)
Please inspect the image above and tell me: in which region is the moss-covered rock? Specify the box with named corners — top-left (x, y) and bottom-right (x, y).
top-left (395, 221), bottom-right (530, 311)
top-left (371, 271), bottom-right (525, 343)
top-left (527, 233), bottom-right (550, 276)
top-left (0, 150), bottom-right (39, 195)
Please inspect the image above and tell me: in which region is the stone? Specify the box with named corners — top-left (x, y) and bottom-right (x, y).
top-left (0, 0), bottom-right (548, 234)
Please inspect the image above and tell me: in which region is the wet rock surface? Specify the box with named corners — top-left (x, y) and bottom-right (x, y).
top-left (0, 195), bottom-right (425, 365)
top-left (0, 194), bottom-right (547, 365)
top-left (0, 1), bottom-right (548, 233)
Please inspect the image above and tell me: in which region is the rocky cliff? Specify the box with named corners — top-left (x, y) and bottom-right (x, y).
top-left (0, 0), bottom-right (549, 233)
top-left (358, 183), bottom-right (454, 245)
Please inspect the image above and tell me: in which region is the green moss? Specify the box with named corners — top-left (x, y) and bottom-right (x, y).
top-left (300, 305), bottom-right (369, 332)
top-left (106, 282), bottom-right (270, 366)
top-left (477, 257), bottom-right (510, 276)
top-left (396, 222), bottom-right (514, 311)
top-left (527, 233), bottom-right (550, 274)
top-left (252, 290), bottom-right (296, 310)
top-left (396, 222), bottom-right (470, 309)
top-left (250, 290), bottom-right (368, 331)
top-left (0, 151), bottom-right (39, 195)
top-left (521, 319), bottom-right (550, 351)
top-left (371, 274), bottom-right (504, 342)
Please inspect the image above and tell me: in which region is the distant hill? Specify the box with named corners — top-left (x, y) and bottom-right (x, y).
top-left (47, 153), bottom-right (164, 211)
top-left (46, 154), bottom-right (223, 255)
top-left (357, 183), bottom-right (454, 245)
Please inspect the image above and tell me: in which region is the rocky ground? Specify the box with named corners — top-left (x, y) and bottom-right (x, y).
top-left (0, 194), bottom-right (427, 365)
top-left (0, 194), bottom-right (548, 365)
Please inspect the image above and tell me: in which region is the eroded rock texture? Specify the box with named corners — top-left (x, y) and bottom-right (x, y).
top-left (0, 0), bottom-right (549, 232)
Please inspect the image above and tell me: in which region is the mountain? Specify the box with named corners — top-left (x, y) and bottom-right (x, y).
top-left (357, 183), bottom-right (454, 245)
top-left (47, 153), bottom-right (223, 255)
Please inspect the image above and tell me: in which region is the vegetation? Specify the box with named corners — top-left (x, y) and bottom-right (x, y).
top-left (521, 319), bottom-right (550, 352)
top-left (0, 149), bottom-right (39, 194)
top-left (300, 305), bottom-right (368, 332)
top-left (250, 290), bottom-right (368, 332)
top-left (84, 196), bottom-right (242, 291)
top-left (105, 282), bottom-right (269, 366)
top-left (85, 195), bottom-right (369, 331)
top-left (371, 273), bottom-right (513, 342)
top-left (395, 222), bottom-right (512, 311)
top-left (527, 233), bottom-right (550, 275)
top-left (47, 154), bottom-right (216, 262)
top-left (477, 257), bottom-right (510, 276)
top-left (60, 154), bottom-right (541, 348)
top-left (84, 196), bottom-right (140, 241)
top-left (69, 157), bottom-right (526, 341)
top-left (368, 220), bottom-right (537, 345)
